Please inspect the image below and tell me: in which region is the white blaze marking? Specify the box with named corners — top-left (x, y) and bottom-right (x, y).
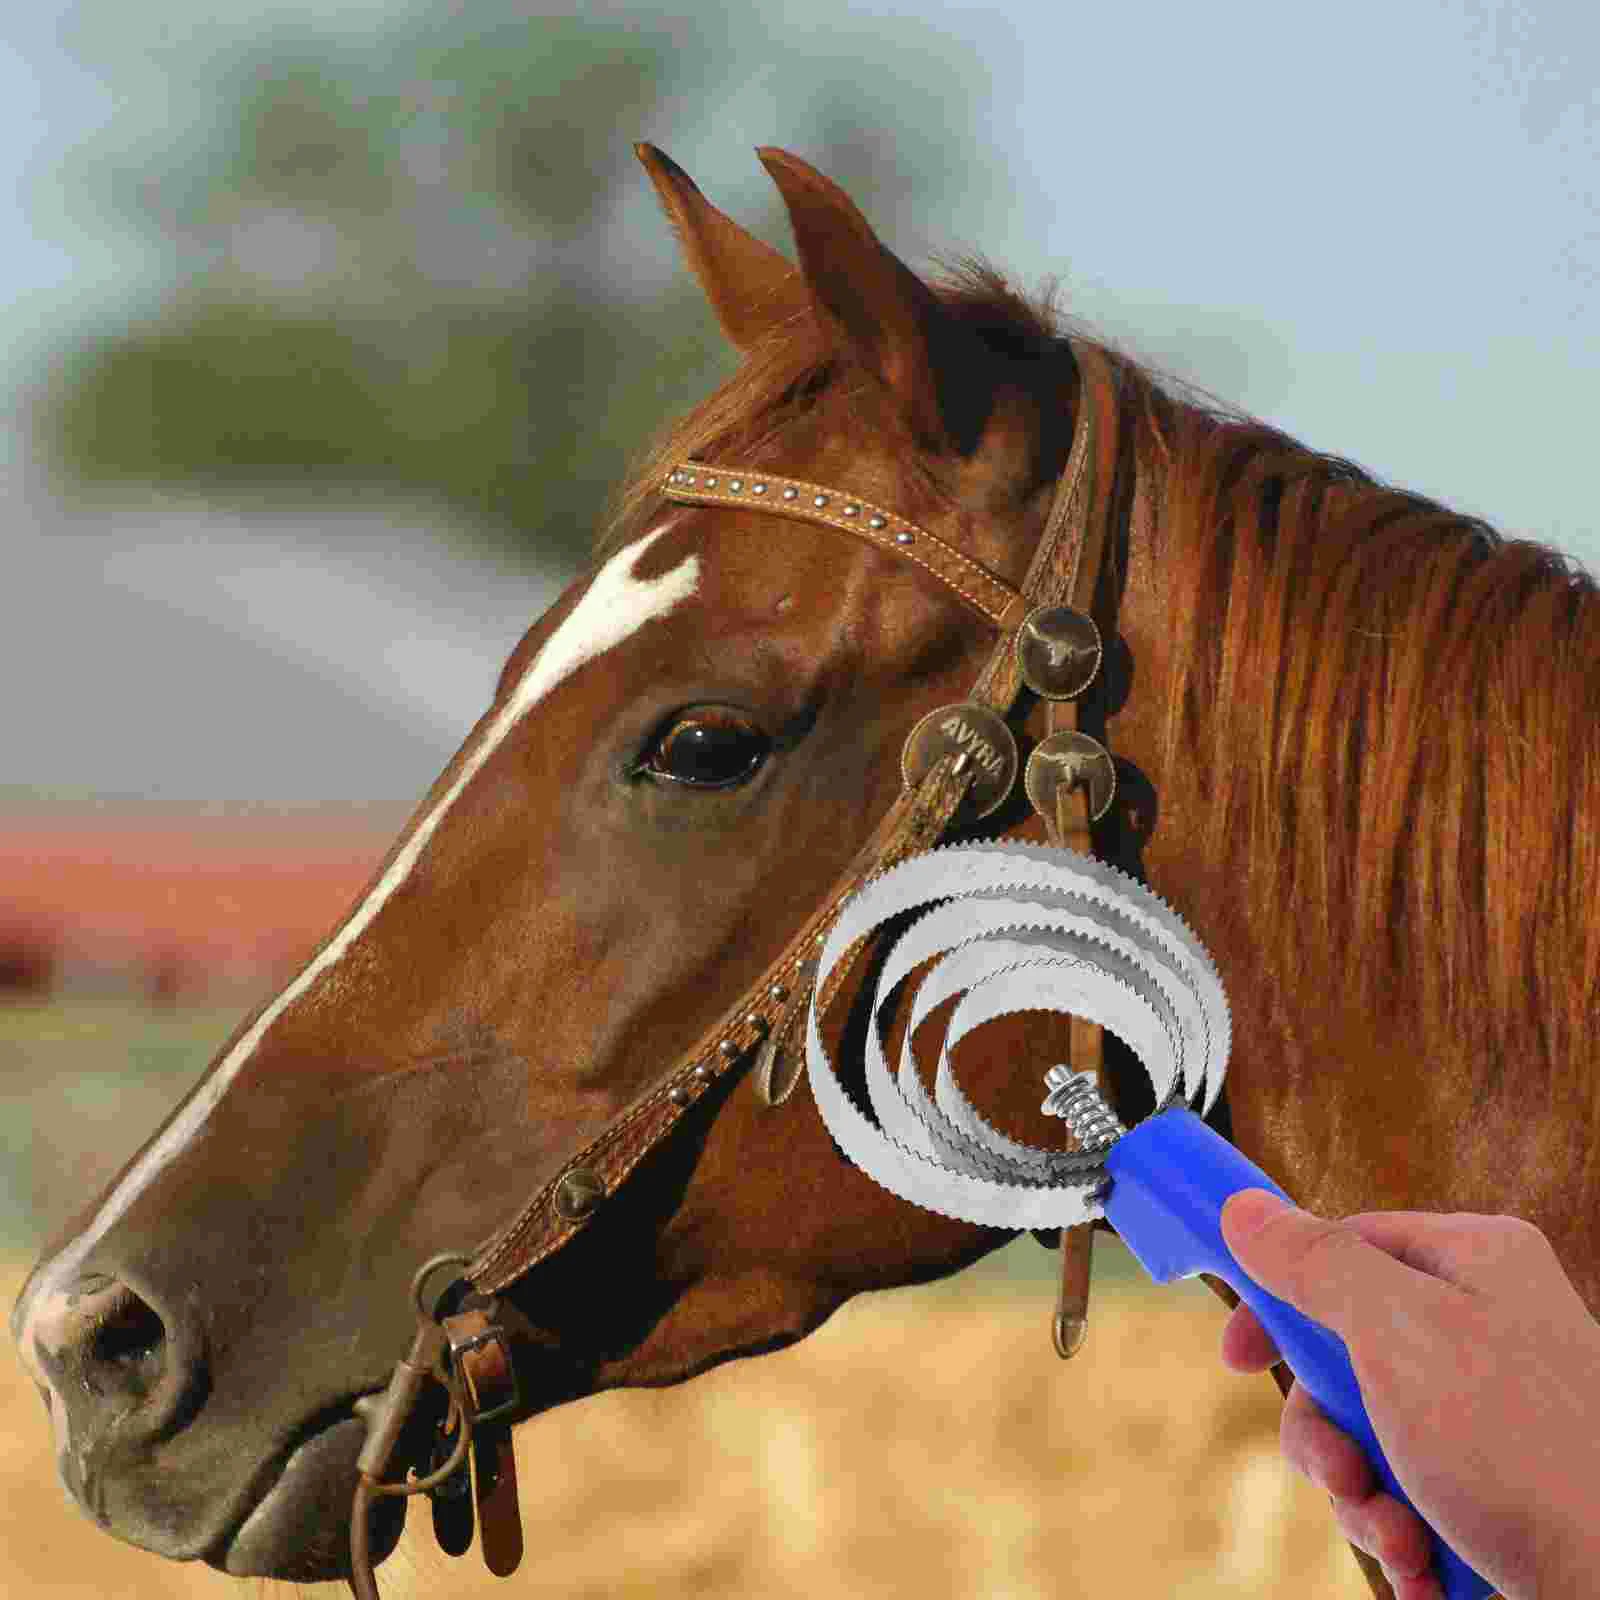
top-left (17, 527), bottom-right (699, 1408)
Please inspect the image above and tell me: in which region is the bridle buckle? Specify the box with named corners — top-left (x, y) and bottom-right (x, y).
top-left (443, 1318), bottom-right (522, 1427)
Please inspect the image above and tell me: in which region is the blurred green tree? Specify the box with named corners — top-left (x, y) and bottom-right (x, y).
top-left (42, 3), bottom-right (992, 570)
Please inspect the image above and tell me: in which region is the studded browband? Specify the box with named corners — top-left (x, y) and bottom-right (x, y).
top-left (465, 339), bottom-right (1124, 1295)
top-left (657, 464), bottom-right (1022, 626)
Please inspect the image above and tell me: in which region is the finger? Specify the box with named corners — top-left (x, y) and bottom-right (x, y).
top-left (1329, 1487), bottom-right (1437, 1587)
top-left (1278, 1381), bottom-right (1373, 1502)
top-left (1218, 1300), bottom-right (1279, 1372)
top-left (1219, 1190), bottom-right (1450, 1343)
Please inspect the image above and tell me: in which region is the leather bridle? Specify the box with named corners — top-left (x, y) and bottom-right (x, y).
top-left (348, 339), bottom-right (1137, 1596)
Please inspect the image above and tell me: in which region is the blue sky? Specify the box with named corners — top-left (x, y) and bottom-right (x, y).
top-left (2, 0), bottom-right (1596, 805)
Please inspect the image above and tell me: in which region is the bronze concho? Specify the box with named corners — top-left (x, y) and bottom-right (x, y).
top-left (1015, 605), bottom-right (1101, 700)
top-left (551, 1167), bottom-right (605, 1221)
top-left (901, 702), bottom-right (1019, 821)
top-left (753, 1034), bottom-right (805, 1106)
top-left (1025, 730), bottom-right (1116, 823)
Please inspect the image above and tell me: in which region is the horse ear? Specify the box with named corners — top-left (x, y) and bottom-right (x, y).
top-left (756, 146), bottom-right (989, 455)
top-left (635, 143), bottom-right (809, 352)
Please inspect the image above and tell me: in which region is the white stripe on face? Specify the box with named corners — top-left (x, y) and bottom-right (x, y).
top-left (16, 527), bottom-right (699, 1422)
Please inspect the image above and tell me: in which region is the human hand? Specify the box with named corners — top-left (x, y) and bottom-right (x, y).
top-left (1217, 1190), bottom-right (1600, 1600)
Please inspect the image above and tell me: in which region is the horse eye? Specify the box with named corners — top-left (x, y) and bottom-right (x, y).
top-left (642, 708), bottom-right (772, 789)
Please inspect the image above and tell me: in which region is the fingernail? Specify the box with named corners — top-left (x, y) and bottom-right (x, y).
top-left (1222, 1188), bottom-right (1289, 1241)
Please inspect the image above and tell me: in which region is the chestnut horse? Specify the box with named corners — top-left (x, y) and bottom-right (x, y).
top-left (13, 145), bottom-right (1597, 1600)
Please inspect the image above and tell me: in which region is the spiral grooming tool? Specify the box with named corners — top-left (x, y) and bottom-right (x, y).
top-left (805, 842), bottom-right (1493, 1600)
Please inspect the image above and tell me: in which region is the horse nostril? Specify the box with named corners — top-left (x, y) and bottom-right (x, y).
top-left (85, 1287), bottom-right (167, 1394)
top-left (32, 1277), bottom-right (171, 1409)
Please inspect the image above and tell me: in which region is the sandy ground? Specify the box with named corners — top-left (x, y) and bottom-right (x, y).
top-left (2, 1256), bottom-right (1367, 1600)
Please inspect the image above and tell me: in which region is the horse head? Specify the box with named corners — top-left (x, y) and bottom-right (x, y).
top-left (12, 146), bottom-right (1115, 1582)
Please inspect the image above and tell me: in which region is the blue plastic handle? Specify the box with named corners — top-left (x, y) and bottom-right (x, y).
top-left (1101, 1107), bottom-right (1494, 1600)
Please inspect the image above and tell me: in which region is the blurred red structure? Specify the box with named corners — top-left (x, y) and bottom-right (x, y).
top-left (0, 814), bottom-right (394, 1007)
top-left (0, 914), bottom-right (62, 997)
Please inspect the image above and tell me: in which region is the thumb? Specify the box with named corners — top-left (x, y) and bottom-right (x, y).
top-left (1220, 1188), bottom-right (1374, 1340)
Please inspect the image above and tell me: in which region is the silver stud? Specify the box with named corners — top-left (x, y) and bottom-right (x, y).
top-left (668, 471), bottom-right (681, 483)
top-left (868, 515), bottom-right (886, 529)
top-left (720, 1039), bottom-right (740, 1059)
top-left (693, 1063), bottom-right (713, 1083)
top-left (782, 487), bottom-right (798, 500)
top-left (769, 983), bottom-right (789, 1003)
top-left (896, 532), bottom-right (914, 545)
top-left (813, 494), bottom-right (828, 507)
top-left (685, 474), bottom-right (698, 486)
top-left (752, 482), bottom-right (767, 494)
top-left (844, 503), bottom-right (859, 515)
top-left (669, 1085), bottom-right (692, 1107)
top-left (746, 1013), bottom-right (770, 1036)
top-left (730, 478), bottom-right (743, 491)
top-left (705, 475), bottom-right (717, 486)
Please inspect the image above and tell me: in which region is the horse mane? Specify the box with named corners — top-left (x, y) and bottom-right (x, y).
top-left (599, 260), bottom-right (1600, 1102)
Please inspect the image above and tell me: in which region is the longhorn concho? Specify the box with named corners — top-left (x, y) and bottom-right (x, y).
top-left (805, 839), bottom-right (1230, 1228)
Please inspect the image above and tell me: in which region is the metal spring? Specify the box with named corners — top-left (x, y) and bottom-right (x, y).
top-left (1040, 1065), bottom-right (1127, 1152)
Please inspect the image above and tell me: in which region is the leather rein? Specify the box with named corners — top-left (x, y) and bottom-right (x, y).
top-left (347, 340), bottom-right (1136, 1597)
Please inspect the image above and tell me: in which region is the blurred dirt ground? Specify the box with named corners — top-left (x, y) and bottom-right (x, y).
top-left (3, 1256), bottom-right (1364, 1600)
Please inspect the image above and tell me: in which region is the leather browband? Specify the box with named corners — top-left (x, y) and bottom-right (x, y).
top-left (657, 464), bottom-right (1023, 626)
top-left (466, 340), bottom-right (1122, 1295)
